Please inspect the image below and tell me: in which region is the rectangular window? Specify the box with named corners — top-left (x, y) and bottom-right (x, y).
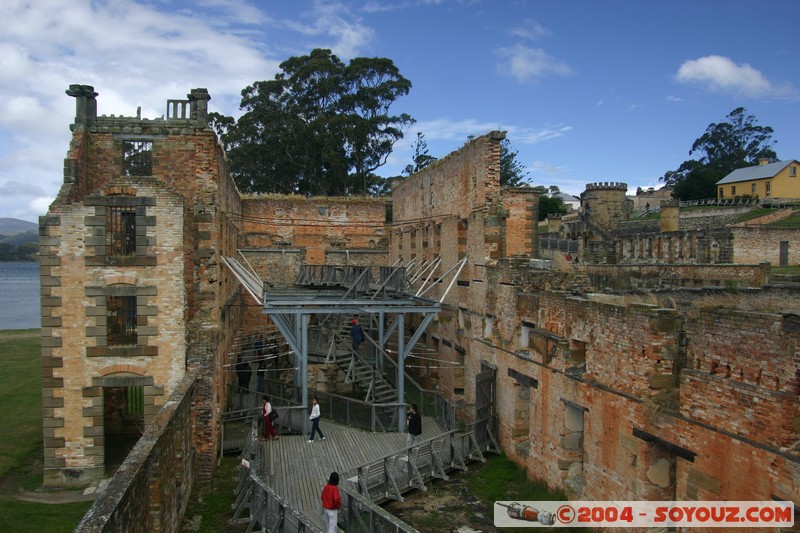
top-left (107, 295), bottom-right (137, 346)
top-left (791, 166), bottom-right (797, 177)
top-left (766, 182), bottom-right (771, 197)
top-left (127, 386), bottom-right (144, 415)
top-left (107, 206), bottom-right (136, 257)
top-left (752, 183), bottom-right (757, 195)
top-left (719, 188), bottom-right (724, 198)
top-left (731, 186), bottom-right (736, 196)
top-left (122, 140), bottom-right (153, 176)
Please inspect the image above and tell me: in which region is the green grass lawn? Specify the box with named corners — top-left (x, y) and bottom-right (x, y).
top-left (182, 456), bottom-right (242, 532)
top-left (0, 329), bottom-right (92, 533)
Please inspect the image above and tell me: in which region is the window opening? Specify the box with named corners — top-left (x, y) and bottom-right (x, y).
top-left (107, 295), bottom-right (137, 345)
top-left (123, 140), bottom-right (153, 176)
top-left (107, 206), bottom-right (136, 257)
top-left (127, 386), bottom-right (144, 416)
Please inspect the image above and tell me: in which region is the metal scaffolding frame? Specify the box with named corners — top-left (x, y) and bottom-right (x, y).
top-left (222, 256), bottom-right (467, 435)
top-left (262, 288), bottom-right (440, 435)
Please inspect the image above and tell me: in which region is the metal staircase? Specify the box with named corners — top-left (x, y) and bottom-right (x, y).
top-left (323, 314), bottom-right (398, 404)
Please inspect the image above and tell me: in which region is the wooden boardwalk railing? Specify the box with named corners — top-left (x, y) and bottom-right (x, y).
top-left (231, 412), bottom-right (498, 532)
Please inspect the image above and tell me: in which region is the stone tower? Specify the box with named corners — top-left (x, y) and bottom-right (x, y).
top-left (580, 182), bottom-right (631, 229)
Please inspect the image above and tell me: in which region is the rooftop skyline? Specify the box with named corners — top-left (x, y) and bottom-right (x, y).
top-left (1, 0), bottom-right (798, 222)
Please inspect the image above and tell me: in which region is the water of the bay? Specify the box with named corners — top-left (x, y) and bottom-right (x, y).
top-left (0, 262), bottom-right (40, 330)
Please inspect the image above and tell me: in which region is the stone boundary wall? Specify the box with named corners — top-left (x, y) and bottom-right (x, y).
top-left (75, 373), bottom-right (196, 533)
top-left (583, 263), bottom-right (769, 290)
top-left (614, 219), bottom-right (661, 236)
top-left (732, 226), bottom-right (800, 266)
top-left (733, 207), bottom-right (795, 226)
top-left (678, 213), bottom-right (740, 230)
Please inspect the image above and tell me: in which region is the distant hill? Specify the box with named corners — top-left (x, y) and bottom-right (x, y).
top-left (0, 218), bottom-right (37, 237)
top-left (0, 218), bottom-right (38, 261)
top-left (1, 230), bottom-right (38, 247)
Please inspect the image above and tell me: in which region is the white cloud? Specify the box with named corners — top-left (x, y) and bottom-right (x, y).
top-left (510, 19), bottom-right (551, 40)
top-left (0, 0), bottom-right (303, 221)
top-left (283, 1), bottom-right (375, 58)
top-left (675, 55), bottom-right (794, 99)
top-left (665, 95), bottom-right (683, 102)
top-left (495, 44), bottom-right (574, 84)
top-left (379, 117), bottom-right (572, 178)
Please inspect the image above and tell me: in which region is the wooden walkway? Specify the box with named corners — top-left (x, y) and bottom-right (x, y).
top-left (257, 416), bottom-right (445, 530)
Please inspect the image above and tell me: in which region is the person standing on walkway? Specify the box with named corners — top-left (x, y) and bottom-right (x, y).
top-left (350, 318), bottom-right (364, 352)
top-left (308, 397), bottom-right (326, 442)
top-left (262, 396), bottom-right (279, 441)
top-left (406, 403), bottom-right (422, 447)
top-left (321, 471), bottom-right (341, 533)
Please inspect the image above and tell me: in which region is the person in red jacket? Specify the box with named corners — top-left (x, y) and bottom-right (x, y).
top-left (321, 471), bottom-right (341, 533)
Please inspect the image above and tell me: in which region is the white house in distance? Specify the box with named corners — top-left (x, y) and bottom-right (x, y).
top-left (554, 192), bottom-right (581, 211)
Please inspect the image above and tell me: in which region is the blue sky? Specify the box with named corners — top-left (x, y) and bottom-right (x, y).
top-left (1, 0), bottom-right (798, 222)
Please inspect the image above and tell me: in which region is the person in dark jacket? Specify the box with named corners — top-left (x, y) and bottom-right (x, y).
top-left (350, 318), bottom-right (364, 351)
top-left (406, 403), bottom-right (422, 447)
top-left (321, 471), bottom-right (341, 533)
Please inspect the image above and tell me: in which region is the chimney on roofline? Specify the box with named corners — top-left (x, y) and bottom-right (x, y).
top-left (759, 158), bottom-right (770, 166)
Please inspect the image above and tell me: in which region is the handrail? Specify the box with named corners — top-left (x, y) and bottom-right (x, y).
top-left (341, 419), bottom-right (497, 506)
top-left (340, 484), bottom-right (420, 532)
top-left (234, 419), bottom-right (325, 532)
top-left (262, 377), bottom-right (405, 433)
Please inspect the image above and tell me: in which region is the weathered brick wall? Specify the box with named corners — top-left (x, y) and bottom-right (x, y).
top-left (403, 246), bottom-right (800, 508)
top-left (391, 132), bottom-right (538, 311)
top-left (44, 91), bottom-right (240, 488)
top-left (241, 195), bottom-right (388, 266)
top-left (682, 309), bottom-right (800, 445)
top-left (732, 226), bottom-right (800, 266)
top-left (75, 374), bottom-right (196, 533)
top-left (41, 179), bottom-right (187, 487)
top-left (678, 213), bottom-right (741, 230)
top-left (390, 132), bottom-right (539, 402)
top-left (238, 194), bottom-right (390, 338)
top-left (583, 263), bottom-right (770, 290)
top-left (475, 267), bottom-right (800, 508)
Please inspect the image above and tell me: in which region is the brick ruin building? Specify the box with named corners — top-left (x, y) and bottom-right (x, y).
top-left (42, 87), bottom-right (799, 529)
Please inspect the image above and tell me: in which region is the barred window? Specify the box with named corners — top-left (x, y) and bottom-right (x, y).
top-left (127, 386), bottom-right (144, 415)
top-left (123, 140), bottom-right (152, 176)
top-left (107, 295), bottom-right (137, 346)
top-left (107, 206), bottom-right (136, 257)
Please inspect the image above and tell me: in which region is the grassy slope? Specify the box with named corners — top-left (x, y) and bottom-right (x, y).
top-left (0, 329), bottom-right (91, 533)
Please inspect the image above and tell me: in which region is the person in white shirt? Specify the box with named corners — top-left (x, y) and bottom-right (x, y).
top-left (308, 397), bottom-right (326, 442)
